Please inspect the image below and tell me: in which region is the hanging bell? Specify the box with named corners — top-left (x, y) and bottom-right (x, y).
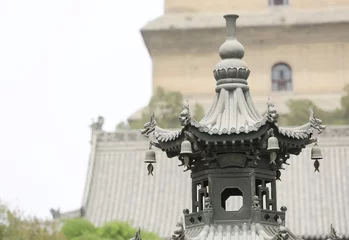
top-left (144, 149), bottom-right (156, 164)
top-left (267, 136), bottom-right (279, 152)
top-left (311, 144), bottom-right (323, 160)
top-left (145, 149), bottom-right (156, 176)
top-left (180, 140), bottom-right (193, 155)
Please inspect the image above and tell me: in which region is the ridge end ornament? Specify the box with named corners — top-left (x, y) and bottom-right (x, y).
top-left (267, 98), bottom-right (279, 124)
top-left (171, 218), bottom-right (186, 240)
top-left (309, 108), bottom-right (326, 133)
top-left (141, 112), bottom-right (157, 138)
top-left (179, 101), bottom-right (191, 127)
top-left (130, 227), bottom-right (142, 240)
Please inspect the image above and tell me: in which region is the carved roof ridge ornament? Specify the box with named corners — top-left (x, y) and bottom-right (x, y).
top-left (267, 98), bottom-right (279, 124)
top-left (90, 116), bottom-right (104, 131)
top-left (172, 218), bottom-right (186, 240)
top-left (328, 224), bottom-right (342, 240)
top-left (130, 227), bottom-right (142, 240)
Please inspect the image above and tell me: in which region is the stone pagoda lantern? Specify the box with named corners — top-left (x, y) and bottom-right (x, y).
top-left (139, 14), bottom-right (330, 240)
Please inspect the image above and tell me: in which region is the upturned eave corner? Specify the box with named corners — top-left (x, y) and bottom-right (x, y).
top-left (272, 105), bottom-right (327, 144)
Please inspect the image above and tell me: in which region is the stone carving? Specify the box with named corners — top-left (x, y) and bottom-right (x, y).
top-left (251, 195), bottom-right (261, 210)
top-left (309, 109), bottom-right (326, 133)
top-left (328, 224), bottom-right (342, 240)
top-left (246, 149), bottom-right (261, 167)
top-left (204, 197), bottom-right (212, 210)
top-left (213, 67), bottom-right (250, 80)
top-left (50, 208), bottom-right (61, 219)
top-left (141, 113), bottom-right (157, 138)
top-left (267, 99), bottom-right (279, 123)
top-left (130, 228), bottom-right (142, 240)
top-left (90, 116), bottom-right (104, 131)
top-left (277, 226), bottom-right (289, 240)
top-left (172, 218), bottom-right (186, 240)
top-left (179, 102), bottom-right (191, 126)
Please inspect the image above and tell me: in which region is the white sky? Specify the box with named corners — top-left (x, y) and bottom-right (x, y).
top-left (0, 0), bottom-right (163, 219)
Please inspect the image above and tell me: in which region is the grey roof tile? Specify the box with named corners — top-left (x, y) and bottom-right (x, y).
top-left (70, 128), bottom-right (349, 238)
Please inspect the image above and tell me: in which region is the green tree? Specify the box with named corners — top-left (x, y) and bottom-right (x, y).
top-left (117, 87), bottom-right (206, 130)
top-left (279, 84), bottom-right (349, 126)
top-left (96, 221), bottom-right (162, 240)
top-left (60, 219), bottom-right (162, 240)
top-left (61, 218), bottom-right (95, 240)
top-left (0, 200), bottom-right (66, 240)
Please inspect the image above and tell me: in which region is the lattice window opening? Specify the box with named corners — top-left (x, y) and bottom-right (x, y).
top-left (272, 63), bottom-right (292, 91)
top-left (221, 188), bottom-right (243, 212)
top-left (256, 179), bottom-right (276, 210)
top-left (194, 180), bottom-right (209, 212)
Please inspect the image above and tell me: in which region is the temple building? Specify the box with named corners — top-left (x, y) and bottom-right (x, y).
top-left (53, 12), bottom-right (349, 240)
top-left (129, 0), bottom-right (349, 123)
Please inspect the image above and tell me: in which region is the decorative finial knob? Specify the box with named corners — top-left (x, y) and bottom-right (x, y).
top-left (219, 14), bottom-right (245, 60)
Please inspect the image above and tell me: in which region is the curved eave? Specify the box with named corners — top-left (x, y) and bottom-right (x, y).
top-left (154, 126), bottom-right (183, 142)
top-left (189, 124), bottom-right (269, 143)
top-left (277, 126), bottom-right (312, 140)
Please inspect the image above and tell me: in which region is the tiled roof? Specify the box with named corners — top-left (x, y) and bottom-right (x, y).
top-left (190, 89), bottom-right (267, 135)
top-left (184, 223), bottom-right (299, 240)
top-left (68, 127), bottom-right (349, 239)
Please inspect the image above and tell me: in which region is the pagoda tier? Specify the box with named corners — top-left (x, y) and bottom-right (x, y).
top-left (141, 14), bottom-right (326, 159)
top-left (141, 14), bottom-right (327, 240)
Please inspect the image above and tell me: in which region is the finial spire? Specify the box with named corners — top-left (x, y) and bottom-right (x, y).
top-left (214, 14), bottom-right (249, 89)
top-left (218, 14), bottom-right (245, 60)
top-left (224, 14), bottom-right (239, 39)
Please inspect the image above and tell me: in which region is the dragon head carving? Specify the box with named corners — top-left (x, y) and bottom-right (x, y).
top-left (309, 109), bottom-right (326, 133)
top-left (141, 113), bottom-right (157, 138)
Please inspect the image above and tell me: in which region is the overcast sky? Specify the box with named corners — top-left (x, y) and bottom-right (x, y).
top-left (0, 0), bottom-right (163, 218)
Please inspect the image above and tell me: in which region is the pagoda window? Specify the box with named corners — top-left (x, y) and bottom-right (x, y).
top-left (272, 63), bottom-right (292, 91)
top-left (269, 0), bottom-right (288, 6)
top-left (255, 179), bottom-right (276, 210)
top-left (192, 180), bottom-right (209, 212)
top-left (221, 187), bottom-right (243, 212)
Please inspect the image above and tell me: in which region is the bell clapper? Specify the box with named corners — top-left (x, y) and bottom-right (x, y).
top-left (269, 152), bottom-right (277, 165)
top-left (147, 163), bottom-right (154, 176)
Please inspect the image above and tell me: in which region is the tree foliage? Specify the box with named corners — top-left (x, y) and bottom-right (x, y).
top-left (0, 201), bottom-right (66, 240)
top-left (117, 87), bottom-right (206, 130)
top-left (61, 218), bottom-right (95, 239)
top-left (278, 84), bottom-right (349, 126)
top-left (61, 219), bottom-right (162, 240)
top-left (0, 200), bottom-right (162, 240)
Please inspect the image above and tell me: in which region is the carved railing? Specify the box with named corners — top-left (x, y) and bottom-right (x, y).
top-left (184, 211), bottom-right (213, 229)
top-left (259, 209), bottom-right (285, 225)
